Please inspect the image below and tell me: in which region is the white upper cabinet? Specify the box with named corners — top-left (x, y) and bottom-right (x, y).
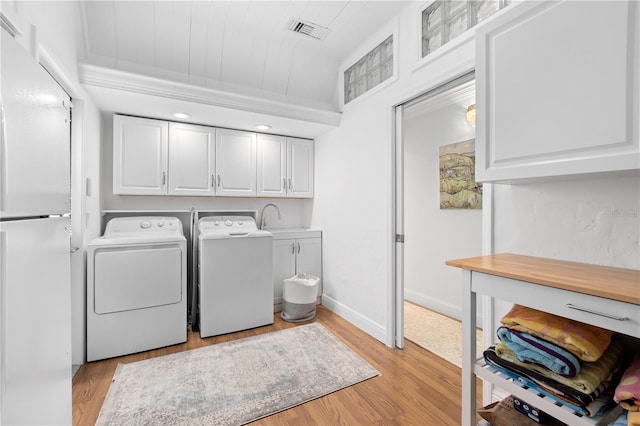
top-left (475, 0), bottom-right (640, 182)
top-left (168, 123), bottom-right (216, 196)
top-left (215, 128), bottom-right (257, 197)
top-left (113, 115), bottom-right (314, 198)
top-left (287, 138), bottom-right (314, 198)
top-left (113, 115), bottom-right (168, 195)
top-left (257, 134), bottom-right (287, 197)
top-left (257, 135), bottom-right (314, 198)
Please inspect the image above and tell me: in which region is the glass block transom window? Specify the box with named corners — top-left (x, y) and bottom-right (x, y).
top-left (344, 35), bottom-right (393, 104)
top-left (422, 0), bottom-right (509, 58)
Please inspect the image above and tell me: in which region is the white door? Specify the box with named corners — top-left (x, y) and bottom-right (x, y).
top-left (0, 31), bottom-right (70, 217)
top-left (295, 238), bottom-right (322, 297)
top-left (215, 129), bottom-right (257, 196)
top-left (257, 134), bottom-right (287, 197)
top-left (1, 218), bottom-right (71, 425)
top-left (113, 115), bottom-right (168, 195)
top-left (273, 239), bottom-right (296, 308)
top-left (168, 123), bottom-right (216, 196)
top-left (287, 138), bottom-right (314, 198)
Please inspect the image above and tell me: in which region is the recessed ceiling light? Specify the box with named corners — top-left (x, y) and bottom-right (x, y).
top-left (173, 112), bottom-right (191, 119)
top-left (256, 124), bottom-right (271, 131)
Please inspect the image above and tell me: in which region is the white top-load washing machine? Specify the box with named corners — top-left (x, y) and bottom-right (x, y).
top-left (198, 216), bottom-right (273, 337)
top-left (87, 217), bottom-right (187, 361)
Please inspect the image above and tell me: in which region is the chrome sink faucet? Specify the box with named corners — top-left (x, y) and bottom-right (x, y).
top-left (259, 203), bottom-right (281, 230)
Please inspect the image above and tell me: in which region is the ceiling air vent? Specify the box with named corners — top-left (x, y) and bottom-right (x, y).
top-left (287, 18), bottom-right (330, 41)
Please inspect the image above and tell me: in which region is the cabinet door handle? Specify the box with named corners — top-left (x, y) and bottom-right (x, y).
top-left (291, 242), bottom-right (295, 254)
top-left (297, 242), bottom-right (301, 254)
top-left (565, 303), bottom-right (629, 321)
top-left (162, 172), bottom-right (166, 185)
top-left (211, 175), bottom-right (215, 187)
top-left (288, 178), bottom-right (292, 191)
top-left (217, 175), bottom-right (221, 187)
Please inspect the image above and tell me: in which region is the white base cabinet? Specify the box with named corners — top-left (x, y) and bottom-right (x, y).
top-left (476, 0), bottom-right (640, 182)
top-left (272, 229), bottom-right (322, 311)
top-left (448, 254), bottom-right (640, 426)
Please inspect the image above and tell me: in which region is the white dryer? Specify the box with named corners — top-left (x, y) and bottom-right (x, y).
top-left (198, 216), bottom-right (273, 337)
top-left (87, 216), bottom-right (187, 361)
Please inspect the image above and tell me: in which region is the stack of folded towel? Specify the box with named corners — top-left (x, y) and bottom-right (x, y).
top-left (614, 352), bottom-right (640, 426)
top-left (484, 304), bottom-right (629, 418)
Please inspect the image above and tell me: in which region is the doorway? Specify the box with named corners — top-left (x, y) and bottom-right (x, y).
top-left (394, 73), bottom-right (483, 361)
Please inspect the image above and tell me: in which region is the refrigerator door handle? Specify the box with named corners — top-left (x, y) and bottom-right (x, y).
top-left (0, 94), bottom-right (5, 212)
top-left (1, 231), bottom-right (7, 394)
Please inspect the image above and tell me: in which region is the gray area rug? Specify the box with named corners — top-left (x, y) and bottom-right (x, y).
top-left (96, 323), bottom-right (380, 426)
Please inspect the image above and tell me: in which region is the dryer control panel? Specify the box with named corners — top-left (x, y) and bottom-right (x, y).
top-left (104, 216), bottom-right (184, 237)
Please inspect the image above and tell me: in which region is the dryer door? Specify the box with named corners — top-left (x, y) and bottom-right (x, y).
top-left (93, 244), bottom-right (183, 314)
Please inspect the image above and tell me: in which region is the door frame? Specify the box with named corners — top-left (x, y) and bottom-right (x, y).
top-left (390, 70), bottom-right (494, 353)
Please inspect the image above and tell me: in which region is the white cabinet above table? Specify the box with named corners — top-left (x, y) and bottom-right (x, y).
top-left (475, 0), bottom-right (640, 182)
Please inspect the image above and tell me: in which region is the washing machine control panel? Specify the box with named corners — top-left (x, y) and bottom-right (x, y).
top-left (199, 216), bottom-right (257, 233)
top-left (104, 217), bottom-right (183, 237)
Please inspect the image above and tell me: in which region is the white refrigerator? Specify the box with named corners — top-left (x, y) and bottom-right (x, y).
top-left (0, 27), bottom-right (72, 425)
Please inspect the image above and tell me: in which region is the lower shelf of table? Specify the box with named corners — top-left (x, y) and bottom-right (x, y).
top-left (474, 359), bottom-right (624, 426)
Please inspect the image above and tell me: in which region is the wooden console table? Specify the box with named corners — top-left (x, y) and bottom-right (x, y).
top-left (447, 253), bottom-right (640, 426)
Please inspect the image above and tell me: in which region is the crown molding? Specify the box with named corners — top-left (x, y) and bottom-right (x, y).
top-left (78, 63), bottom-right (341, 127)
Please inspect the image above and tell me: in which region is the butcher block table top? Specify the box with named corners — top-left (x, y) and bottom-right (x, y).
top-left (446, 253), bottom-right (640, 305)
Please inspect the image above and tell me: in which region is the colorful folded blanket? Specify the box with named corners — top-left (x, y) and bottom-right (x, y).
top-left (483, 347), bottom-right (616, 417)
top-left (615, 352), bottom-right (640, 411)
top-left (497, 326), bottom-right (581, 377)
top-left (500, 304), bottom-right (614, 362)
top-left (495, 336), bottom-right (624, 395)
top-left (484, 345), bottom-right (614, 409)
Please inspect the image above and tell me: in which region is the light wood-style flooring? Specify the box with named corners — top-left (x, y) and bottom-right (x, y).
top-left (73, 305), bottom-right (481, 425)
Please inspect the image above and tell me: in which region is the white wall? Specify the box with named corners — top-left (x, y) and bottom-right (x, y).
top-left (313, 3), bottom-right (477, 344)
top-left (313, 1), bottom-right (639, 346)
top-left (493, 175), bottom-right (639, 269)
top-left (403, 96), bottom-right (482, 321)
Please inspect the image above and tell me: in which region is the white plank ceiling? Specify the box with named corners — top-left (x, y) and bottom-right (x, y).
top-left (79, 1), bottom-right (410, 112)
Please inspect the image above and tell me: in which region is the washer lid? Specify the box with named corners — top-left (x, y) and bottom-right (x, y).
top-left (103, 216), bottom-right (185, 239)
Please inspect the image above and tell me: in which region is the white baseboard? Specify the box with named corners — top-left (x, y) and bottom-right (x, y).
top-left (321, 294), bottom-right (388, 344)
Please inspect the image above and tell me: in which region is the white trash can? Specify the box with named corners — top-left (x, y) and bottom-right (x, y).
top-left (281, 273), bottom-right (320, 322)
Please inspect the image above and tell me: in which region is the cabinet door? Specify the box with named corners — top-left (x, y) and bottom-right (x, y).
top-left (257, 134), bottom-right (286, 197)
top-left (273, 239), bottom-right (296, 307)
top-left (287, 138), bottom-right (314, 198)
top-left (215, 128), bottom-right (257, 196)
top-left (295, 237), bottom-right (322, 297)
top-left (476, 1), bottom-right (639, 182)
top-left (168, 123), bottom-right (216, 196)
top-left (113, 115), bottom-right (169, 195)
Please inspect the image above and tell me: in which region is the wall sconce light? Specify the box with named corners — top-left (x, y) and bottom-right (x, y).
top-left (466, 104), bottom-right (476, 126)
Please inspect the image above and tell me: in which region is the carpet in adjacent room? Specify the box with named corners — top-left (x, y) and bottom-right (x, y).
top-left (404, 301), bottom-right (483, 368)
